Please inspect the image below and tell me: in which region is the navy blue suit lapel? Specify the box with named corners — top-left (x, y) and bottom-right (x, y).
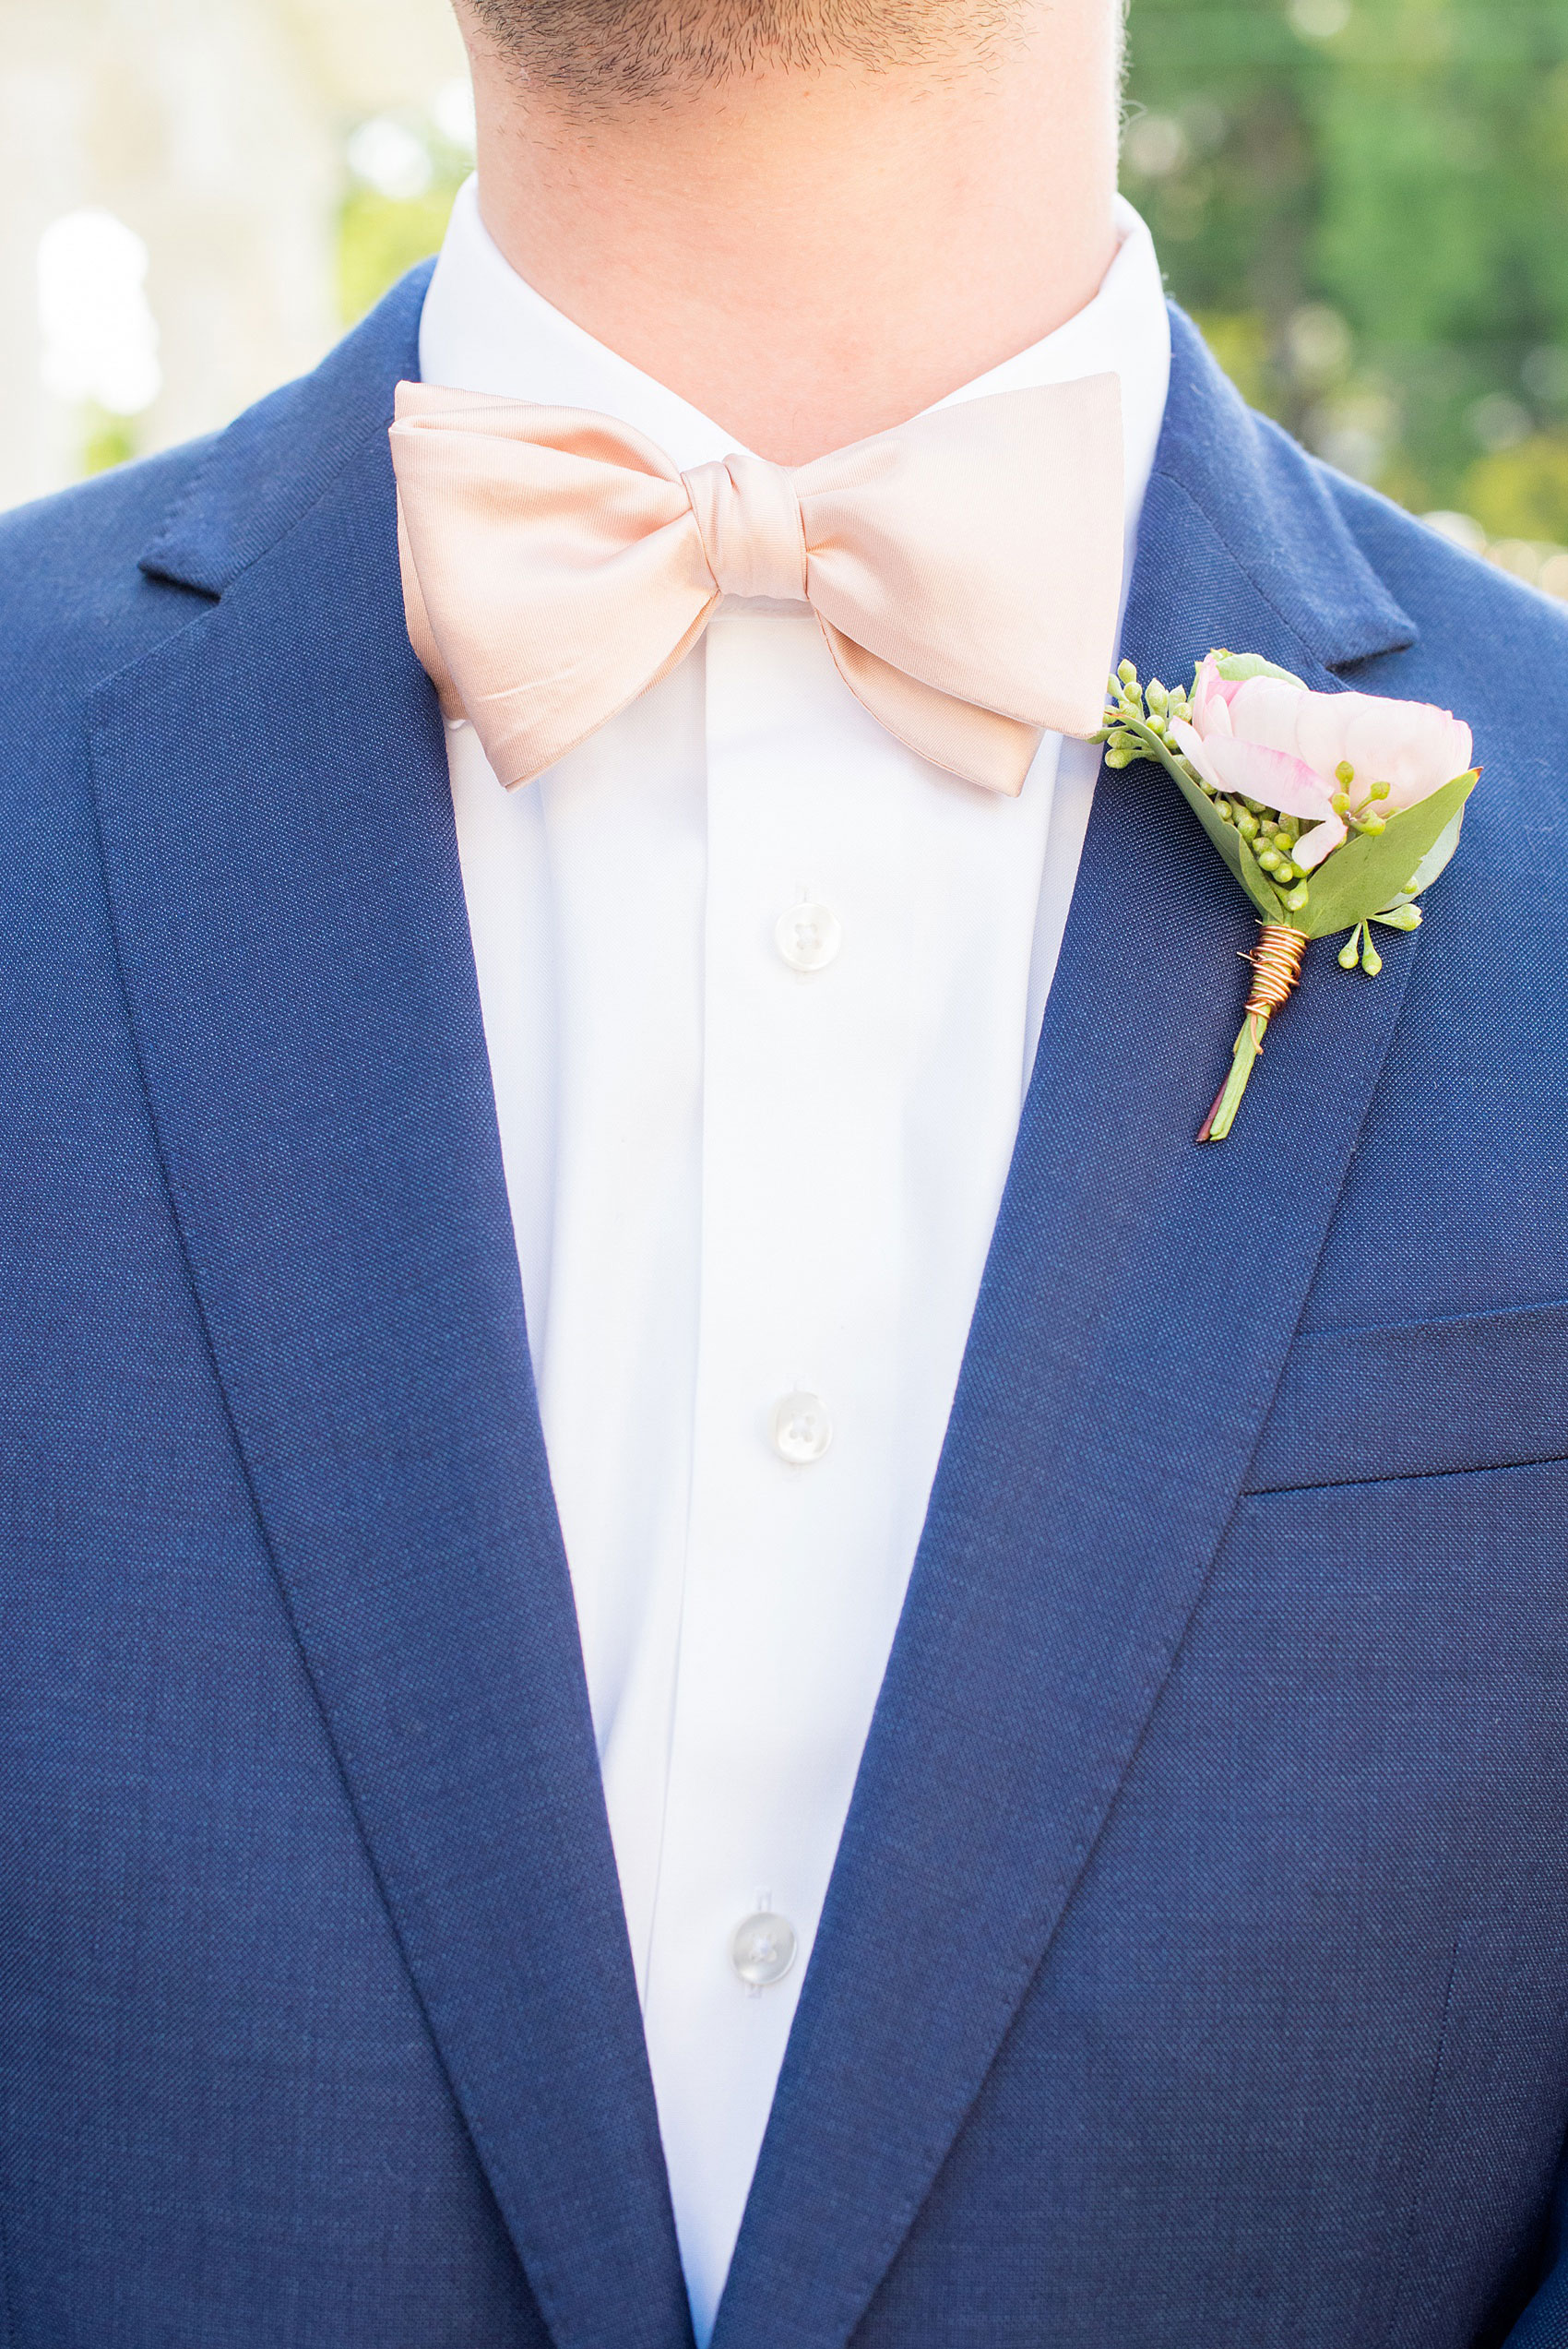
top-left (711, 316), bottom-right (1420, 2349)
top-left (92, 273), bottom-right (693, 2349)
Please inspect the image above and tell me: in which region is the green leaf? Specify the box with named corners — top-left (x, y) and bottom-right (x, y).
top-left (1213, 652), bottom-right (1310, 691)
top-left (1384, 808), bottom-right (1467, 908)
top-left (1296, 771), bottom-right (1479, 939)
top-left (1162, 750), bottom-right (1289, 920)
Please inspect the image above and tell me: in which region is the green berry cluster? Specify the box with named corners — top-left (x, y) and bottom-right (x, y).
top-left (1098, 660), bottom-right (1191, 769)
top-left (1331, 763), bottom-right (1391, 834)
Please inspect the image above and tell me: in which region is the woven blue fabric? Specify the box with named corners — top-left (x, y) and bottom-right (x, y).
top-left (2, 269), bottom-right (1566, 2349)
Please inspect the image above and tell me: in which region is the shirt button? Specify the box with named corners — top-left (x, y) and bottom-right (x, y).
top-left (731, 1912), bottom-right (798, 1988)
top-left (771, 1390), bottom-right (833, 1465)
top-left (775, 900), bottom-right (842, 973)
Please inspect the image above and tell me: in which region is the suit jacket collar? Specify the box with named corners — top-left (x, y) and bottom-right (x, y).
top-left (1152, 309), bottom-right (1414, 668)
top-left (115, 278), bottom-right (1420, 2349)
top-left (139, 258), bottom-right (436, 599)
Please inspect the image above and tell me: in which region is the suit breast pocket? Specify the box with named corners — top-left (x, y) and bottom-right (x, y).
top-left (1246, 1297), bottom-right (1568, 1493)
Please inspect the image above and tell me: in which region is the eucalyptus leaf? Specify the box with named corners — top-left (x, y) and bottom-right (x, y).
top-left (1381, 807), bottom-right (1467, 910)
top-left (1213, 652), bottom-right (1310, 691)
top-left (1296, 770), bottom-right (1479, 938)
top-left (1163, 753), bottom-right (1289, 920)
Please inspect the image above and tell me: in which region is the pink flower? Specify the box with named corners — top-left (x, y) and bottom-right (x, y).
top-left (1169, 660), bottom-right (1474, 874)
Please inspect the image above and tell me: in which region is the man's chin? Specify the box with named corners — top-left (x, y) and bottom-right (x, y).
top-left (457, 0), bottom-right (1021, 110)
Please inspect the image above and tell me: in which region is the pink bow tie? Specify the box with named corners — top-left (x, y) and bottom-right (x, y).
top-left (390, 375), bottom-right (1124, 797)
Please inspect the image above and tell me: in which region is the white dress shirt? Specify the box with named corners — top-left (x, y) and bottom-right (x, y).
top-left (421, 175), bottom-right (1170, 2343)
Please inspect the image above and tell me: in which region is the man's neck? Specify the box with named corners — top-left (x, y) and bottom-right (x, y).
top-left (459, 7), bottom-right (1121, 466)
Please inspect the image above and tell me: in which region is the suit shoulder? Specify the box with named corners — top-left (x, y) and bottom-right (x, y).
top-left (0, 442), bottom-right (227, 883)
top-left (0, 439), bottom-right (220, 693)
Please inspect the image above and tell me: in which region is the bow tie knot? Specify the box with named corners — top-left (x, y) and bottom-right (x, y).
top-left (682, 451), bottom-right (809, 604)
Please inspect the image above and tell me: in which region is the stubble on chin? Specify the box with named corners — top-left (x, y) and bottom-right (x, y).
top-left (461, 0), bottom-right (1026, 111)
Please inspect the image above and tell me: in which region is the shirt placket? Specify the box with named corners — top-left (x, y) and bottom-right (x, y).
top-left (639, 611), bottom-right (917, 2326)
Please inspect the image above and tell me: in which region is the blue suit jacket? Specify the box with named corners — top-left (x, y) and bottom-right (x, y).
top-left (4, 265), bottom-right (1568, 2349)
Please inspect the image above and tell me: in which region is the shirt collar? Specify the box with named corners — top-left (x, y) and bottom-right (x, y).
top-left (419, 173), bottom-right (1171, 549)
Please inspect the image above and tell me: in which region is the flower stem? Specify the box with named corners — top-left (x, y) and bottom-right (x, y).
top-left (1197, 1012), bottom-right (1269, 1142)
top-left (1196, 924), bottom-right (1307, 1144)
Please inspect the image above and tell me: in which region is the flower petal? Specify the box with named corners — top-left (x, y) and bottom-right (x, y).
top-left (1292, 813), bottom-right (1348, 872)
top-left (1192, 656), bottom-right (1242, 733)
top-left (1168, 716), bottom-right (1225, 793)
top-left (1201, 733), bottom-right (1336, 819)
top-left (1445, 717), bottom-right (1476, 779)
top-left (1293, 690), bottom-right (1363, 785)
top-left (1228, 676), bottom-right (1310, 760)
top-left (1340, 698), bottom-right (1475, 813)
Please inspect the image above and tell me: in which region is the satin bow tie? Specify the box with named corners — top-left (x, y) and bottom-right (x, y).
top-left (390, 375), bottom-right (1124, 797)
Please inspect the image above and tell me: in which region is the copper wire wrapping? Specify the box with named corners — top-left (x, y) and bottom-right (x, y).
top-left (1243, 923), bottom-right (1308, 1021)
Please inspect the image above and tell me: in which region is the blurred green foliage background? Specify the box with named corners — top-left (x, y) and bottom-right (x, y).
top-left (339, 0), bottom-right (1568, 549)
top-left (1121, 0), bottom-right (1568, 544)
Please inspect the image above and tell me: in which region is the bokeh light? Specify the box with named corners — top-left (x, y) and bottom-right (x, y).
top-left (37, 209), bottom-right (162, 418)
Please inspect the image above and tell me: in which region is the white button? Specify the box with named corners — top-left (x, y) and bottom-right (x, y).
top-left (775, 900), bottom-right (842, 972)
top-left (731, 1912), bottom-right (798, 1988)
top-left (771, 1390), bottom-right (833, 1465)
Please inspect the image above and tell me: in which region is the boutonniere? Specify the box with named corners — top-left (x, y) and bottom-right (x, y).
top-left (1096, 653), bottom-right (1479, 1139)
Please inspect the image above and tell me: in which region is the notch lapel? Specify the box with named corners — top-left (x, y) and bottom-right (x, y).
top-left (91, 278), bottom-right (693, 2349)
top-left (712, 316), bottom-right (1420, 2349)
